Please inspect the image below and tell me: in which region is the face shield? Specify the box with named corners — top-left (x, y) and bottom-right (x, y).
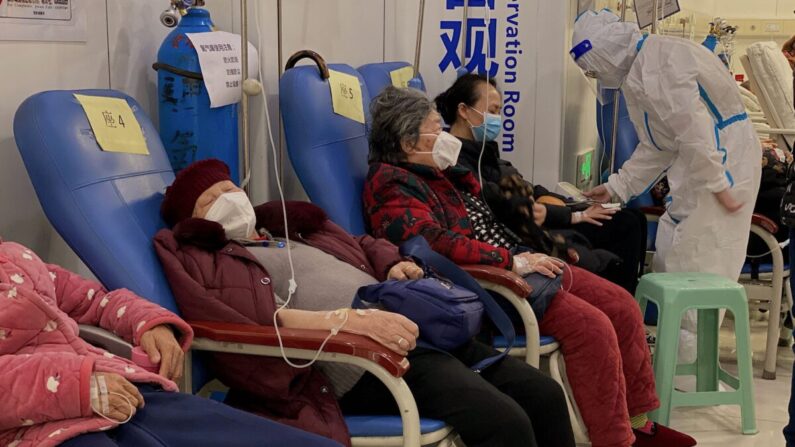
top-left (570, 10), bottom-right (643, 91)
top-left (571, 39), bottom-right (622, 104)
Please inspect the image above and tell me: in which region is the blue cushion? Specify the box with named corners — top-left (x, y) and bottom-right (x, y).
top-left (742, 262), bottom-right (790, 274)
top-left (345, 416), bottom-right (447, 437)
top-left (210, 391), bottom-right (448, 437)
top-left (280, 64), bottom-right (371, 235)
top-left (358, 62), bottom-right (426, 100)
top-left (493, 335), bottom-right (556, 349)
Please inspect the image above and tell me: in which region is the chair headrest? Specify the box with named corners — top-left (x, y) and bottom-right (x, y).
top-left (280, 62), bottom-right (372, 235)
top-left (14, 89), bottom-right (178, 311)
top-left (358, 61), bottom-right (427, 100)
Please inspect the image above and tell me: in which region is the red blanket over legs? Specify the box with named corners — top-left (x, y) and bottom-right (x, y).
top-left (540, 266), bottom-right (659, 447)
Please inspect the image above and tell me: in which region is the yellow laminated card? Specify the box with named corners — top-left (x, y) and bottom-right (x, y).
top-left (328, 69), bottom-right (365, 124)
top-left (390, 66), bottom-right (415, 89)
top-left (74, 94), bottom-right (149, 155)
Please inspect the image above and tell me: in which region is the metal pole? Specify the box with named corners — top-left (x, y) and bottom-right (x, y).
top-left (607, 1), bottom-right (629, 177)
top-left (413, 0), bottom-right (426, 78)
top-left (277, 0), bottom-right (285, 184)
top-left (240, 0), bottom-right (251, 195)
top-left (651, 0), bottom-right (660, 34)
top-left (461, 0), bottom-right (468, 67)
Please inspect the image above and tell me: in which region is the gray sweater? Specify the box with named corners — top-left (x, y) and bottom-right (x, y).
top-left (247, 242), bottom-right (379, 397)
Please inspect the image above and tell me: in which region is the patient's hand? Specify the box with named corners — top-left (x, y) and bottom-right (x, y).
top-left (139, 325), bottom-right (184, 381)
top-left (92, 373), bottom-right (145, 422)
top-left (574, 204), bottom-right (618, 226)
top-left (346, 310), bottom-right (419, 356)
top-left (388, 261), bottom-right (424, 280)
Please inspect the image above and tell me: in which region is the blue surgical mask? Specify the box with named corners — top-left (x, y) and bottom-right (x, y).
top-left (467, 106), bottom-right (502, 142)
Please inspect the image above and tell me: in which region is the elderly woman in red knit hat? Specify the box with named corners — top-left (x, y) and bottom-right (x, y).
top-left (153, 158), bottom-right (576, 447)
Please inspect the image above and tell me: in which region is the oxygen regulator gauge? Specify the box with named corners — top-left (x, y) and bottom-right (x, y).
top-left (161, 0), bottom-right (206, 28)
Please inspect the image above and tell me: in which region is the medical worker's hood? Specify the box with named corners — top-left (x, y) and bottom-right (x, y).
top-left (570, 10), bottom-right (643, 89)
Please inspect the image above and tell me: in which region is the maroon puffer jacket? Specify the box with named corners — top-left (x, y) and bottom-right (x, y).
top-left (154, 201), bottom-right (403, 446)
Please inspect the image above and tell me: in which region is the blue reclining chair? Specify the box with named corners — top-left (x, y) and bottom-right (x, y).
top-left (279, 51), bottom-right (452, 445)
top-left (281, 52), bottom-right (590, 443)
top-left (358, 61), bottom-right (426, 98)
top-left (13, 89), bottom-right (436, 447)
top-left (597, 90), bottom-right (788, 379)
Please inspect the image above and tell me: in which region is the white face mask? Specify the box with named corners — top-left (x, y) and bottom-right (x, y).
top-left (204, 191), bottom-right (257, 240)
top-left (415, 131), bottom-right (463, 170)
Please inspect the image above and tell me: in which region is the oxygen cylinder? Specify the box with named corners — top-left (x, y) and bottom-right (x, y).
top-left (155, 8), bottom-right (239, 182)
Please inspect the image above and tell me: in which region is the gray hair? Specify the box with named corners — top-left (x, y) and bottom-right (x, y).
top-left (368, 86), bottom-right (434, 164)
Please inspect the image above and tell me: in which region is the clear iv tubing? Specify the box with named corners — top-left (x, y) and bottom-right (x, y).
top-left (254, 2), bottom-right (345, 368)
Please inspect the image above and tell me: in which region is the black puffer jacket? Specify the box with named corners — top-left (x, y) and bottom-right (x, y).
top-left (456, 138), bottom-right (572, 228)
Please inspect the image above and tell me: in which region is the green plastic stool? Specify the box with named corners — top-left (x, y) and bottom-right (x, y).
top-left (635, 272), bottom-right (757, 435)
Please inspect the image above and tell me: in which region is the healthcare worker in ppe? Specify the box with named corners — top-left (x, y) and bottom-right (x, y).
top-left (571, 10), bottom-right (761, 363)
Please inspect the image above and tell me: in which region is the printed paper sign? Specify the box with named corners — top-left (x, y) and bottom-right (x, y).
top-left (328, 69), bottom-right (365, 124)
top-left (0, 0), bottom-right (86, 42)
top-left (74, 94), bottom-right (149, 155)
top-left (186, 31), bottom-right (259, 108)
top-left (390, 66), bottom-right (415, 89)
top-left (634, 0), bottom-right (680, 29)
top-left (1, 0), bottom-right (72, 20)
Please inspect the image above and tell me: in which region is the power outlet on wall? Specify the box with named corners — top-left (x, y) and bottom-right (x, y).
top-left (576, 148), bottom-right (595, 190)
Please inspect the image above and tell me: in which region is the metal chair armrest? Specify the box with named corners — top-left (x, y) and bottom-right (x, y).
top-left (79, 324), bottom-right (133, 359)
top-left (461, 264), bottom-right (532, 297)
top-left (186, 321), bottom-right (421, 446)
top-left (459, 266), bottom-right (541, 368)
top-left (188, 321), bottom-right (408, 377)
top-left (756, 127), bottom-right (795, 135)
top-left (751, 214), bottom-right (778, 235)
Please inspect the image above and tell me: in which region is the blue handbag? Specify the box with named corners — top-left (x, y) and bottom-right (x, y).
top-left (393, 236), bottom-right (516, 372)
top-left (353, 277), bottom-right (484, 352)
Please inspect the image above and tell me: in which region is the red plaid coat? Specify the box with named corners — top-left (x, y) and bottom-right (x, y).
top-left (363, 162), bottom-right (513, 270)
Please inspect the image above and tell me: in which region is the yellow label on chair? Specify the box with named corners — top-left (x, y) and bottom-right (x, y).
top-left (74, 94), bottom-right (149, 155)
top-left (328, 70), bottom-right (365, 124)
top-left (390, 66), bottom-right (415, 89)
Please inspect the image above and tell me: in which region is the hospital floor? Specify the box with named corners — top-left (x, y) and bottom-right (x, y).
top-left (661, 317), bottom-right (794, 446)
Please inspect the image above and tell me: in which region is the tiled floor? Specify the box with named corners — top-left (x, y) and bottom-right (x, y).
top-left (664, 317), bottom-right (793, 446)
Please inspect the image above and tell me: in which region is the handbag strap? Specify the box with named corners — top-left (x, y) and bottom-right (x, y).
top-left (399, 236), bottom-right (515, 372)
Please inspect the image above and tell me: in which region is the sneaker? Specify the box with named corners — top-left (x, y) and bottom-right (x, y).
top-left (645, 329), bottom-right (656, 347)
top-left (633, 421), bottom-right (697, 447)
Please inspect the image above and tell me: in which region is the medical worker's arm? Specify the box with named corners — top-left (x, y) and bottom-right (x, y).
top-left (600, 138), bottom-right (673, 203)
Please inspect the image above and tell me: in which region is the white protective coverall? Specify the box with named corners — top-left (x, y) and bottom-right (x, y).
top-left (571, 10), bottom-right (761, 361)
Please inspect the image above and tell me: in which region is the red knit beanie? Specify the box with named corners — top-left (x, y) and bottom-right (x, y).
top-left (161, 159), bottom-right (232, 227)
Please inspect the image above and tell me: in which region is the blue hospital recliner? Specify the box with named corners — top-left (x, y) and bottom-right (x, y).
top-left (13, 89), bottom-right (442, 447)
top-left (358, 61), bottom-right (426, 99)
top-left (281, 53), bottom-right (590, 443)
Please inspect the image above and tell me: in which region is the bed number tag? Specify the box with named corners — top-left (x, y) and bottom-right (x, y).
top-left (74, 94), bottom-right (149, 155)
top-left (328, 69), bottom-right (365, 124)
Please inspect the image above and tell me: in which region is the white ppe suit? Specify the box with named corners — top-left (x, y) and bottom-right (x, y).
top-left (571, 11), bottom-right (762, 361)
